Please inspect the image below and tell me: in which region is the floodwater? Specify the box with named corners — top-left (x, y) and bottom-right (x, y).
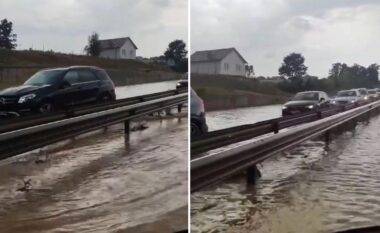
top-left (206, 105), bottom-right (282, 131)
top-left (115, 80), bottom-right (178, 99)
top-left (0, 118), bottom-right (188, 233)
top-left (0, 81), bottom-right (187, 233)
top-left (192, 108), bottom-right (380, 233)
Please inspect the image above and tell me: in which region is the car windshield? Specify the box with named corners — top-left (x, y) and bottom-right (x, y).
top-left (292, 92), bottom-right (319, 101)
top-left (24, 70), bottom-right (65, 86)
top-left (359, 89), bottom-right (367, 95)
top-left (337, 91), bottom-right (357, 97)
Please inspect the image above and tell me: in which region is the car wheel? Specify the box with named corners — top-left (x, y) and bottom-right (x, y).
top-left (39, 101), bottom-right (54, 114)
top-left (191, 122), bottom-right (202, 137)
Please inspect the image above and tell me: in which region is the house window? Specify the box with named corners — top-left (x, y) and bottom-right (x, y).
top-left (122, 49), bottom-right (126, 56)
top-left (236, 64), bottom-right (241, 71)
top-left (224, 63), bottom-right (229, 71)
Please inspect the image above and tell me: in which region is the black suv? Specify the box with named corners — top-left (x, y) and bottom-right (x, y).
top-left (0, 66), bottom-right (116, 115)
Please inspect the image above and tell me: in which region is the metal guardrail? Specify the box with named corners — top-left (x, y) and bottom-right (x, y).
top-left (0, 93), bottom-right (187, 160)
top-left (191, 100), bottom-right (380, 192)
top-left (191, 103), bottom-right (357, 156)
top-left (0, 88), bottom-right (187, 134)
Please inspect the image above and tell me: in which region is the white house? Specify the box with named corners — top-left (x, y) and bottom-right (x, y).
top-left (191, 48), bottom-right (248, 76)
top-left (98, 37), bottom-right (137, 59)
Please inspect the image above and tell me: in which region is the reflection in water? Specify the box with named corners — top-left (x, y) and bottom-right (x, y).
top-left (192, 111), bottom-right (380, 233)
top-left (0, 119), bottom-right (187, 232)
top-left (207, 105), bottom-right (282, 131)
top-left (115, 80), bottom-right (178, 99)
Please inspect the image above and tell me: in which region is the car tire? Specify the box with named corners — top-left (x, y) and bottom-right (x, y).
top-left (191, 122), bottom-right (202, 137)
top-left (39, 101), bottom-right (55, 114)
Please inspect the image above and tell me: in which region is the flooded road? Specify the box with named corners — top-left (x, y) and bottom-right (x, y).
top-left (0, 117), bottom-right (187, 233)
top-left (207, 105), bottom-right (282, 131)
top-left (0, 81), bottom-right (187, 233)
top-left (115, 80), bottom-right (178, 99)
top-left (192, 112), bottom-right (380, 232)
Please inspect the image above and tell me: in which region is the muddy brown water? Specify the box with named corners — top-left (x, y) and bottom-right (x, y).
top-left (0, 116), bottom-right (187, 232)
top-left (192, 107), bottom-right (380, 233)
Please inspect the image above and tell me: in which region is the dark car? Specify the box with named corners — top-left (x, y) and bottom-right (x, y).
top-left (0, 66), bottom-right (116, 115)
top-left (191, 88), bottom-right (208, 137)
top-left (176, 79), bottom-right (188, 89)
top-left (282, 91), bottom-right (330, 116)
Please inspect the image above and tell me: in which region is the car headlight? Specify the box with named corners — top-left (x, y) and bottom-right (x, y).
top-left (18, 93), bottom-right (36, 103)
top-left (307, 105), bottom-right (314, 109)
top-left (331, 100), bottom-right (336, 104)
top-left (351, 100), bottom-right (356, 103)
top-left (364, 96), bottom-right (368, 100)
top-left (282, 106), bottom-right (287, 110)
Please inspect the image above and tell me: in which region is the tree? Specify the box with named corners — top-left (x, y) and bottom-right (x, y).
top-left (0, 18), bottom-right (17, 49)
top-left (367, 63), bottom-right (379, 86)
top-left (84, 32), bottom-right (101, 56)
top-left (279, 53), bottom-right (307, 80)
top-left (278, 53), bottom-right (308, 92)
top-left (164, 40), bottom-right (187, 72)
top-left (328, 63), bottom-right (347, 89)
top-left (245, 64), bottom-right (254, 77)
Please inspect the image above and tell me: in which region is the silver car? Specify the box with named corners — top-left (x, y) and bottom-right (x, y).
top-left (332, 89), bottom-right (363, 106)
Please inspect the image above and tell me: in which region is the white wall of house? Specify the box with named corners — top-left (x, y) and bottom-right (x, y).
top-left (191, 61), bottom-right (220, 74)
top-left (99, 40), bottom-right (136, 60)
top-left (118, 39), bottom-right (136, 59)
top-left (219, 51), bottom-right (246, 76)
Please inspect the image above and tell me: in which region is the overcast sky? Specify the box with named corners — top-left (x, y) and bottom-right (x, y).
top-left (191, 0), bottom-right (380, 77)
top-left (0, 0), bottom-right (187, 57)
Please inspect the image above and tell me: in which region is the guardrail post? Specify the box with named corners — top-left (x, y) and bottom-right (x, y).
top-left (325, 130), bottom-right (330, 145)
top-left (273, 121), bottom-right (279, 134)
top-left (177, 104), bottom-right (182, 113)
top-left (124, 120), bottom-right (130, 141)
top-left (317, 110), bottom-right (322, 119)
top-left (246, 165), bottom-right (261, 184)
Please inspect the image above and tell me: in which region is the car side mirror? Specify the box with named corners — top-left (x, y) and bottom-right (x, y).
top-left (61, 80), bottom-right (71, 89)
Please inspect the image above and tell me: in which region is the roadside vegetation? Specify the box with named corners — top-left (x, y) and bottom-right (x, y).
top-left (276, 53), bottom-right (379, 95)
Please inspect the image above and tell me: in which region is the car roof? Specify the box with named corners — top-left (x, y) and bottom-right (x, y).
top-left (41, 66), bottom-right (103, 72)
top-left (339, 89), bottom-right (357, 92)
top-left (298, 91), bottom-right (322, 94)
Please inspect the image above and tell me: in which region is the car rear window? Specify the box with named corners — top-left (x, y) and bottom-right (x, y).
top-left (78, 70), bottom-right (98, 82)
top-left (292, 92), bottom-right (319, 101)
top-left (337, 91), bottom-right (357, 97)
top-left (95, 69), bottom-right (111, 81)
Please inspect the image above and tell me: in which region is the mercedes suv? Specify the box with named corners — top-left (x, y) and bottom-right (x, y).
top-left (0, 66), bottom-right (116, 115)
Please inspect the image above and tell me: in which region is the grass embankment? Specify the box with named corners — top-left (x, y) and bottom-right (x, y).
top-left (0, 50), bottom-right (181, 88)
top-left (191, 74), bottom-right (289, 111)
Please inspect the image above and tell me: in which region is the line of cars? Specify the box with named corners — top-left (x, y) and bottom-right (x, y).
top-left (190, 87), bottom-right (380, 137)
top-left (282, 88), bottom-right (380, 116)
